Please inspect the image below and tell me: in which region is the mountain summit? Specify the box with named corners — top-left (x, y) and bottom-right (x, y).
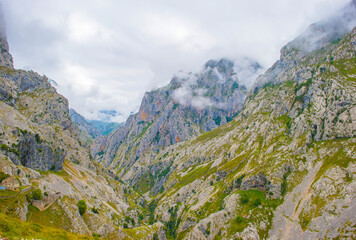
top-left (91, 58), bottom-right (261, 185)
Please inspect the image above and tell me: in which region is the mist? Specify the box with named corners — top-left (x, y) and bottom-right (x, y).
top-left (1, 0), bottom-right (351, 122)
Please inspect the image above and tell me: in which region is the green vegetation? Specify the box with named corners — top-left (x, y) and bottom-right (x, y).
top-left (171, 163), bottom-right (212, 192)
top-left (27, 203), bottom-right (72, 230)
top-left (0, 190), bottom-right (18, 198)
top-left (226, 190), bottom-right (282, 238)
top-left (32, 189), bottom-right (43, 200)
top-left (165, 205), bottom-right (180, 239)
top-left (281, 169), bottom-right (291, 196)
top-left (137, 122), bottom-right (152, 139)
top-left (0, 143), bottom-right (20, 156)
top-left (294, 78), bottom-right (312, 94)
top-left (235, 174), bottom-right (245, 189)
top-left (0, 212), bottom-right (92, 240)
top-left (314, 141), bottom-right (354, 183)
top-left (277, 114), bottom-right (292, 131)
top-left (134, 172), bottom-right (154, 193)
top-left (194, 122), bottom-right (235, 143)
top-left (0, 171), bottom-right (9, 183)
top-left (77, 200), bottom-right (87, 216)
top-left (231, 82), bottom-right (239, 91)
top-left (148, 200), bottom-right (157, 225)
top-left (213, 116), bottom-right (222, 126)
top-left (231, 215), bottom-right (249, 233)
top-left (298, 195), bottom-right (327, 231)
top-left (91, 207), bottom-right (99, 214)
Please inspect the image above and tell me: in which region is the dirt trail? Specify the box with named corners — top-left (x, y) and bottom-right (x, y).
top-left (277, 161), bottom-right (322, 240)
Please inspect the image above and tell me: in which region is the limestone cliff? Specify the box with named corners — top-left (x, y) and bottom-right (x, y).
top-left (0, 28), bottom-right (152, 239)
top-left (92, 58), bottom-right (261, 186)
top-left (131, 19), bottom-right (356, 240)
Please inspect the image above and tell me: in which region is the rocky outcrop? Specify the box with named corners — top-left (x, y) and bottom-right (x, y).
top-left (32, 192), bottom-right (63, 211)
top-left (135, 14), bottom-right (356, 240)
top-left (241, 174), bottom-right (268, 191)
top-left (0, 32), bottom-right (91, 170)
top-left (251, 0), bottom-right (356, 93)
top-left (18, 132), bottom-right (66, 171)
top-left (0, 37), bottom-right (13, 69)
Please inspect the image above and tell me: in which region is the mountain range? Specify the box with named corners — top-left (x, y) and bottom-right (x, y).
top-left (0, 1), bottom-right (355, 240)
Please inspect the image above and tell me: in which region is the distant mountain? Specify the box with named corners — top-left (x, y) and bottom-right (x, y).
top-left (137, 15), bottom-right (356, 240)
top-left (0, 29), bottom-right (148, 238)
top-left (0, 1), bottom-right (355, 239)
top-left (91, 58), bottom-right (262, 185)
top-left (69, 108), bottom-right (122, 139)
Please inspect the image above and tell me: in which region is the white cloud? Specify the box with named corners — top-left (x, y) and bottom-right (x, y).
top-left (1, 0), bottom-right (351, 122)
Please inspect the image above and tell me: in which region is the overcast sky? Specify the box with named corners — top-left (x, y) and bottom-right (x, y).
top-left (1, 0), bottom-right (350, 122)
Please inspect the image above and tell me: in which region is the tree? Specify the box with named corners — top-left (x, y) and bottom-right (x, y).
top-left (77, 200), bottom-right (87, 216)
top-left (153, 233), bottom-right (159, 240)
top-left (32, 189), bottom-right (42, 200)
top-left (0, 171), bottom-right (9, 183)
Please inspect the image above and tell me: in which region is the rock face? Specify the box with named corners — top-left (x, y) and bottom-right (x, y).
top-left (70, 108), bottom-right (122, 139)
top-left (0, 25), bottom-right (153, 239)
top-left (251, 0), bottom-right (356, 93)
top-left (0, 36), bottom-right (14, 69)
top-left (18, 132), bottom-right (66, 171)
top-left (0, 47), bottom-right (83, 170)
top-left (92, 58), bottom-right (261, 186)
top-left (0, 2), bottom-right (355, 240)
top-left (127, 12), bottom-right (356, 240)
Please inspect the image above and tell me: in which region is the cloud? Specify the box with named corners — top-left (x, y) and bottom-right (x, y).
top-left (172, 72), bottom-right (213, 109)
top-left (1, 0), bottom-right (352, 122)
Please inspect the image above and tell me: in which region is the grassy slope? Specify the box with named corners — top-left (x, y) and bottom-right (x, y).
top-left (139, 29), bottom-right (356, 239)
top-left (0, 213), bottom-right (94, 240)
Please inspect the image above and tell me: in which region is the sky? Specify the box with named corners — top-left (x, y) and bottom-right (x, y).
top-left (1, 0), bottom-right (350, 122)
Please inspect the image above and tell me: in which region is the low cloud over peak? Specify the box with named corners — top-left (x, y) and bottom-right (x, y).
top-left (1, 0), bottom-right (351, 122)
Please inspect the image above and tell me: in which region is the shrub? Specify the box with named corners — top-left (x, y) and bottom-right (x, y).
top-left (32, 189), bottom-right (42, 200)
top-left (240, 194), bottom-right (249, 204)
top-left (281, 180), bottom-right (287, 195)
top-left (253, 198), bottom-right (262, 207)
top-left (92, 233), bottom-right (101, 238)
top-left (0, 171), bottom-right (9, 183)
top-left (77, 200), bottom-right (87, 216)
top-left (26, 193), bottom-right (33, 202)
top-left (91, 207), bottom-right (99, 214)
top-left (235, 216), bottom-right (243, 223)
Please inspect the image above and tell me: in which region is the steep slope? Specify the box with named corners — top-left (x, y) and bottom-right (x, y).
top-left (0, 31), bottom-right (156, 239)
top-left (251, 0), bottom-right (356, 93)
top-left (92, 58), bottom-right (261, 187)
top-left (70, 108), bottom-right (122, 140)
top-left (136, 23), bottom-right (356, 239)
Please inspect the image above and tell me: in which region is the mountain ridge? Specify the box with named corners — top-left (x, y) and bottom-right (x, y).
top-left (0, 3), bottom-right (355, 239)
top-left (91, 58), bottom-right (262, 186)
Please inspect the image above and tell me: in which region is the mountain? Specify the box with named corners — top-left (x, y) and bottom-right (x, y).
top-left (251, 0), bottom-right (356, 93)
top-left (91, 58), bottom-right (261, 186)
top-left (0, 30), bottom-right (155, 238)
top-left (0, 1), bottom-right (355, 240)
top-left (136, 10), bottom-right (356, 239)
top-left (69, 108), bottom-right (122, 140)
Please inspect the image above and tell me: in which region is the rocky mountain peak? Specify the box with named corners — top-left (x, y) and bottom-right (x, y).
top-left (280, 0), bottom-right (356, 62)
top-left (204, 58), bottom-right (234, 74)
top-left (250, 1), bottom-right (356, 94)
top-left (0, 20), bottom-right (14, 69)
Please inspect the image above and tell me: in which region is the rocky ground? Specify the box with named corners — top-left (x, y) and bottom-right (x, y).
top-left (0, 2), bottom-right (355, 240)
